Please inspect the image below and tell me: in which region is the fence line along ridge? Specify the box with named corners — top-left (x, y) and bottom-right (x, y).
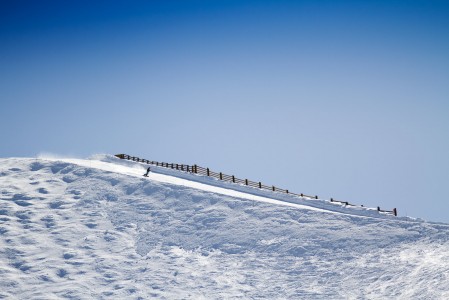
top-left (114, 154), bottom-right (397, 217)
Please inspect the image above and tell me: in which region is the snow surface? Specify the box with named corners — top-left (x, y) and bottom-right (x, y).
top-left (1, 154), bottom-right (449, 299)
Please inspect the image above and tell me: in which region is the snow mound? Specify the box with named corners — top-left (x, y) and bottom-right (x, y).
top-left (0, 156), bottom-right (448, 299)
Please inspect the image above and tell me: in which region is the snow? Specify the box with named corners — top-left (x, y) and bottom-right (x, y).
top-left (1, 154), bottom-right (449, 299)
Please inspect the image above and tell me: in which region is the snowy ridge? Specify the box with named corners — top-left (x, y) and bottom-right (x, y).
top-left (1, 155), bottom-right (449, 299)
top-left (114, 153), bottom-right (398, 217)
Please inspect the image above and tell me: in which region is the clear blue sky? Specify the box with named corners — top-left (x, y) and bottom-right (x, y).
top-left (1, 0), bottom-right (449, 222)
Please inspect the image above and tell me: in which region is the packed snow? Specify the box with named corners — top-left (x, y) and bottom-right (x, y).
top-left (0, 154), bottom-right (448, 299)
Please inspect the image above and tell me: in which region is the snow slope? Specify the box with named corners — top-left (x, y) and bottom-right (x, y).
top-left (1, 155), bottom-right (448, 299)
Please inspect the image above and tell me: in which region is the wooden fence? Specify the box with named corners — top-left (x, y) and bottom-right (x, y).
top-left (115, 153), bottom-right (397, 217)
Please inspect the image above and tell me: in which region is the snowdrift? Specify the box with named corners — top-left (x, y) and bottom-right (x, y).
top-left (0, 155), bottom-right (448, 299)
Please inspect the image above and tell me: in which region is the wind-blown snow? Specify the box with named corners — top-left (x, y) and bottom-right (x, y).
top-left (0, 155), bottom-right (448, 299)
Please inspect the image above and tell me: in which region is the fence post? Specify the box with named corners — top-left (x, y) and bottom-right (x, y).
top-left (187, 165), bottom-right (190, 172)
top-left (315, 195), bottom-right (318, 199)
top-left (272, 186), bottom-right (275, 191)
top-left (377, 206), bottom-right (381, 211)
top-left (286, 190), bottom-right (289, 194)
top-left (245, 179), bottom-right (248, 185)
top-left (259, 182), bottom-right (262, 188)
top-left (330, 198), bottom-right (334, 202)
top-left (194, 165), bottom-right (197, 173)
top-left (232, 175), bottom-right (235, 183)
top-left (219, 172), bottom-right (223, 180)
top-left (393, 208), bottom-right (397, 216)
top-left (207, 168), bottom-right (210, 176)
top-left (301, 193), bottom-right (303, 197)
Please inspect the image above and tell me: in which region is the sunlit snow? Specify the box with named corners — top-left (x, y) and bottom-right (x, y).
top-left (1, 154), bottom-right (448, 299)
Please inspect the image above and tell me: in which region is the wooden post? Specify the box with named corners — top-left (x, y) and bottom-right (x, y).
top-left (377, 206), bottom-right (381, 211)
top-left (245, 179), bottom-right (248, 185)
top-left (187, 165), bottom-right (190, 172)
top-left (232, 175), bottom-right (235, 183)
top-left (301, 193), bottom-right (303, 197)
top-left (286, 190), bottom-right (289, 194)
top-left (272, 186), bottom-right (275, 191)
top-left (330, 198), bottom-right (334, 202)
top-left (194, 165), bottom-right (197, 173)
top-left (259, 182), bottom-right (262, 188)
top-left (393, 208), bottom-right (397, 216)
top-left (207, 168), bottom-right (210, 176)
top-left (315, 195), bottom-right (318, 199)
top-left (220, 172), bottom-right (223, 180)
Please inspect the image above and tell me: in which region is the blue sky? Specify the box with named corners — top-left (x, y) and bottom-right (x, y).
top-left (1, 0), bottom-right (449, 222)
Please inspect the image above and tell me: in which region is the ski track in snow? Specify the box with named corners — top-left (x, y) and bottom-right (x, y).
top-left (0, 155), bottom-right (449, 299)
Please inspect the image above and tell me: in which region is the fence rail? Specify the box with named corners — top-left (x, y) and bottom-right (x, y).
top-left (115, 153), bottom-right (397, 217)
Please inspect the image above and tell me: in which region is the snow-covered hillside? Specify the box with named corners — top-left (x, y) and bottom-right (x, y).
top-left (1, 155), bottom-right (448, 299)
